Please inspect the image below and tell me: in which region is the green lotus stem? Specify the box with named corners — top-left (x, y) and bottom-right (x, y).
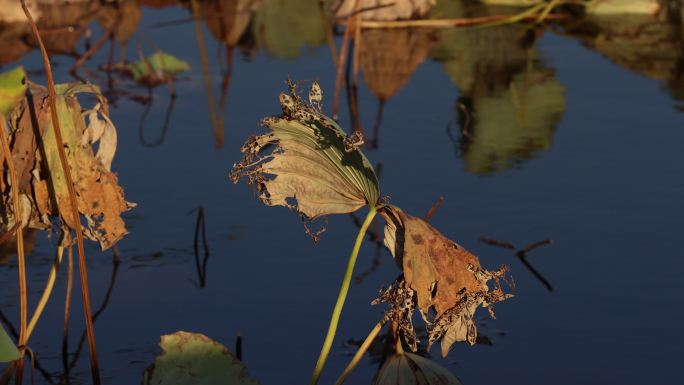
top-left (26, 246), bottom-right (64, 340)
top-left (309, 206), bottom-right (377, 385)
top-left (334, 318), bottom-right (387, 385)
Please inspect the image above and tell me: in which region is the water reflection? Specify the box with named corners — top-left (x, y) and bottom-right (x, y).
top-left (561, 12), bottom-right (684, 112)
top-left (13, 0), bottom-right (684, 174)
top-left (245, 0), bottom-right (330, 58)
top-left (359, 28), bottom-right (439, 147)
top-left (431, 1), bottom-right (566, 174)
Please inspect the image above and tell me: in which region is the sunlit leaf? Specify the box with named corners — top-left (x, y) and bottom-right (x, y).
top-left (381, 207), bottom-right (511, 357)
top-left (0, 324), bottom-right (19, 363)
top-left (0, 67), bottom-right (26, 115)
top-left (374, 352), bottom-right (463, 385)
top-left (126, 52), bottom-right (190, 87)
top-left (2, 82), bottom-right (134, 249)
top-left (230, 81), bottom-right (380, 222)
top-left (143, 331), bottom-right (259, 385)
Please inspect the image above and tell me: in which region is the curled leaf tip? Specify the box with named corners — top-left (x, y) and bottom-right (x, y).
top-left (231, 80), bottom-right (380, 229)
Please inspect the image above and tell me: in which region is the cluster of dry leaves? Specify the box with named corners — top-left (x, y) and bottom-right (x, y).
top-left (1, 79), bottom-right (133, 250)
top-left (230, 80), bottom-right (512, 359)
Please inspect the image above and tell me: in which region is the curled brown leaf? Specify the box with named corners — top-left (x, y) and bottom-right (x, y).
top-left (379, 206), bottom-right (512, 357)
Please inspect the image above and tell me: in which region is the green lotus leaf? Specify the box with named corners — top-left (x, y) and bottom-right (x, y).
top-left (0, 324), bottom-right (19, 363)
top-left (143, 331), bottom-right (258, 385)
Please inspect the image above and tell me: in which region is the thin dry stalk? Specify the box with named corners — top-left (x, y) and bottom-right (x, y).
top-left (345, 13), bottom-right (566, 29)
top-left (424, 196), bottom-right (444, 222)
top-left (0, 118), bottom-right (27, 383)
top-left (333, 318), bottom-right (387, 385)
top-left (20, 2), bottom-right (102, 384)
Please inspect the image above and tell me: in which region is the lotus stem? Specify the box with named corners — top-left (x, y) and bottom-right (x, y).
top-left (309, 206), bottom-right (377, 385)
top-left (21, 2), bottom-right (102, 383)
top-left (26, 247), bottom-right (64, 340)
top-left (333, 318), bottom-right (387, 385)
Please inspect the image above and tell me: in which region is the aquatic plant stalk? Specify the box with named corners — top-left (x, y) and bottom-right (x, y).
top-left (310, 206), bottom-right (377, 385)
top-left (62, 247), bottom-right (74, 378)
top-left (0, 118), bottom-right (27, 381)
top-left (20, 2), bottom-right (101, 384)
top-left (26, 247), bottom-right (64, 339)
top-left (334, 318), bottom-right (387, 385)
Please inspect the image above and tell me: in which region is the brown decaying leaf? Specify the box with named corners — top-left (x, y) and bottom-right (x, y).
top-left (1, 83), bottom-right (133, 250)
top-left (380, 207), bottom-right (511, 357)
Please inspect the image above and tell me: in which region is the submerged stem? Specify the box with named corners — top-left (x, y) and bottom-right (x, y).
top-left (309, 206), bottom-right (377, 385)
top-left (334, 318), bottom-right (387, 385)
top-left (26, 247), bottom-right (64, 339)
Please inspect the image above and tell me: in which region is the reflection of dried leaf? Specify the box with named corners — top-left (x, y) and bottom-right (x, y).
top-left (373, 352), bottom-right (463, 385)
top-left (334, 0), bottom-right (436, 21)
top-left (360, 28), bottom-right (438, 101)
top-left (203, 0), bottom-right (256, 46)
top-left (380, 207), bottom-right (511, 357)
top-left (230, 81), bottom-right (379, 221)
top-left (96, 0), bottom-right (141, 45)
top-left (2, 82), bottom-right (133, 250)
top-left (143, 331), bottom-right (259, 385)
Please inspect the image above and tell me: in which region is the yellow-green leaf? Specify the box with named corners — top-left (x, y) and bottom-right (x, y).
top-left (143, 331), bottom-right (259, 385)
top-left (0, 324), bottom-right (19, 363)
top-left (0, 67), bottom-right (26, 115)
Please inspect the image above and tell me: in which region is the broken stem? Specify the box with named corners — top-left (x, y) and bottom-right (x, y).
top-left (309, 206), bottom-right (377, 385)
top-left (333, 318), bottom-right (387, 385)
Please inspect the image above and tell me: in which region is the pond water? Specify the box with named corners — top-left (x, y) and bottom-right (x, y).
top-left (1, 1), bottom-right (684, 384)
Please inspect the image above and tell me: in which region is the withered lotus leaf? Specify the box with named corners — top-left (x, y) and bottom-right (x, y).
top-left (1, 82), bottom-right (134, 249)
top-left (381, 207), bottom-right (511, 357)
top-left (230, 81), bottom-right (379, 221)
top-left (373, 352), bottom-right (463, 385)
